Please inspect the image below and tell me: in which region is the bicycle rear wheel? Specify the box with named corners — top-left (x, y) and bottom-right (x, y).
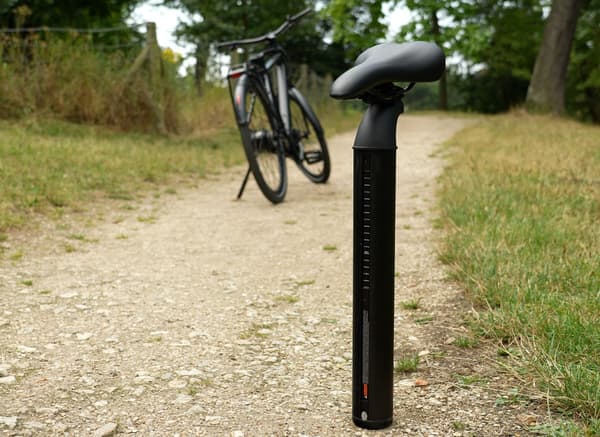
top-left (237, 77), bottom-right (287, 204)
top-left (289, 90), bottom-right (330, 183)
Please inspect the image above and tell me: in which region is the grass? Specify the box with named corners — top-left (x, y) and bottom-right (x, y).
top-left (400, 298), bottom-right (421, 310)
top-left (239, 323), bottom-right (274, 340)
top-left (0, 83), bottom-right (358, 239)
top-left (395, 354), bottom-right (420, 373)
top-left (0, 119), bottom-right (244, 234)
top-left (322, 244), bottom-right (337, 252)
top-left (438, 111), bottom-right (600, 428)
top-left (275, 294), bottom-right (299, 304)
top-left (453, 336), bottom-right (479, 348)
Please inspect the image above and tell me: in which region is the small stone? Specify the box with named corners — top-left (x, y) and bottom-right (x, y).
top-left (176, 369), bottom-right (201, 377)
top-left (418, 350), bottom-right (430, 357)
top-left (186, 405), bottom-right (204, 415)
top-left (35, 407), bottom-right (58, 415)
top-left (17, 345), bottom-right (37, 353)
top-left (232, 431), bottom-right (244, 437)
top-left (150, 330), bottom-right (168, 336)
top-left (94, 400), bottom-right (108, 408)
top-left (54, 422), bottom-right (69, 432)
top-left (80, 375), bottom-right (95, 385)
top-left (94, 422), bottom-right (117, 436)
top-left (415, 378), bottom-right (429, 387)
top-left (24, 421), bottom-right (45, 429)
top-left (0, 416), bottom-right (18, 429)
top-left (296, 378), bottom-right (309, 387)
top-left (134, 374), bottom-right (154, 384)
top-left (174, 394), bottom-right (193, 404)
top-left (168, 379), bottom-right (187, 389)
top-left (59, 292), bottom-right (79, 299)
top-left (0, 318), bottom-right (9, 328)
top-left (0, 375), bottom-right (16, 385)
top-left (0, 363), bottom-right (11, 377)
top-left (398, 379), bottom-right (414, 387)
top-left (76, 332), bottom-right (93, 341)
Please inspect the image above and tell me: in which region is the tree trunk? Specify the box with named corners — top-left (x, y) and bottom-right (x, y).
top-left (526, 0), bottom-right (584, 114)
top-left (431, 9), bottom-right (448, 110)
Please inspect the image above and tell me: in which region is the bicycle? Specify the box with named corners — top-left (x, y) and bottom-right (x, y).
top-left (217, 8), bottom-right (331, 204)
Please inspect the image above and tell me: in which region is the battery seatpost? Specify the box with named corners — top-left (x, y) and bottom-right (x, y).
top-left (351, 97), bottom-right (404, 429)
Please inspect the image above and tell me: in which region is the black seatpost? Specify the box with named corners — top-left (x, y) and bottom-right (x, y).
top-left (352, 96), bottom-right (405, 429)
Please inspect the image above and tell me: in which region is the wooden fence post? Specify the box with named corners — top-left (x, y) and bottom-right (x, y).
top-left (125, 22), bottom-right (167, 134)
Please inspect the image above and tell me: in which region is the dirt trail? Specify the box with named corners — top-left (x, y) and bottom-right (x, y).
top-left (1, 115), bottom-right (543, 436)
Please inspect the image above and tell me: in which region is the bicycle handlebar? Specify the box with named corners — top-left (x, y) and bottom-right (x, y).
top-left (216, 8), bottom-right (312, 50)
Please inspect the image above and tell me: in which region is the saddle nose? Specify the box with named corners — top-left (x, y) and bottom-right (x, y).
top-left (330, 41), bottom-right (445, 100)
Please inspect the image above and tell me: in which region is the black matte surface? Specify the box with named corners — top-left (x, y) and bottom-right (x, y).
top-left (330, 41), bottom-right (445, 100)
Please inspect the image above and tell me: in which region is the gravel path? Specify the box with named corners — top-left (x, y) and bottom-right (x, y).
top-left (1, 115), bottom-right (546, 436)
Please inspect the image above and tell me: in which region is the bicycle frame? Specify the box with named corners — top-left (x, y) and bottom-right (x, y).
top-left (226, 48), bottom-right (291, 137)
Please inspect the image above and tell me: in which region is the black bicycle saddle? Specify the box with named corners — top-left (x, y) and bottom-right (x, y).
top-left (330, 41), bottom-right (445, 100)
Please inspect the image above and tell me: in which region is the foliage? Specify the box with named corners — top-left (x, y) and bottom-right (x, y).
top-left (166, 0), bottom-right (349, 79)
top-left (0, 33), bottom-right (180, 132)
top-left (439, 112), bottom-right (600, 424)
top-left (0, 0), bottom-right (141, 28)
top-left (397, 0), bottom-right (546, 113)
top-left (321, 0), bottom-right (389, 62)
top-left (566, 0), bottom-right (600, 121)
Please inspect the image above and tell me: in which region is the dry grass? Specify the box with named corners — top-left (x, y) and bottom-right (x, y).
top-left (439, 110), bottom-right (600, 431)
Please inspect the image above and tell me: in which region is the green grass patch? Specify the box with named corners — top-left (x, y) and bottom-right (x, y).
top-left (453, 336), bottom-right (479, 349)
top-left (439, 112), bottom-right (600, 425)
top-left (322, 244), bottom-right (337, 252)
top-left (395, 354), bottom-right (420, 373)
top-left (275, 294), bottom-right (299, 304)
top-left (401, 299), bottom-right (421, 310)
top-left (0, 119), bottom-right (245, 233)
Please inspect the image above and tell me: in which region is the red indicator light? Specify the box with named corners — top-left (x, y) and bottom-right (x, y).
top-left (363, 383), bottom-right (368, 399)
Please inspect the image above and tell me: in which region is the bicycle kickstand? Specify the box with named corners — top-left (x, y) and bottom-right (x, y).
top-left (237, 166), bottom-right (251, 200)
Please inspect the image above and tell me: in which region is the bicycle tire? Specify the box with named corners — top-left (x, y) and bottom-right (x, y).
top-left (288, 88), bottom-right (331, 183)
top-left (236, 76), bottom-right (287, 204)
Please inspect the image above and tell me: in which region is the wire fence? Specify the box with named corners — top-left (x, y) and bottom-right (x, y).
top-left (0, 23), bottom-right (145, 34)
top-left (0, 22), bottom-right (146, 52)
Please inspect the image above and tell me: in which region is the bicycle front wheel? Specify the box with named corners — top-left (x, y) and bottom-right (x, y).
top-left (289, 89), bottom-right (330, 183)
top-left (237, 77), bottom-right (287, 204)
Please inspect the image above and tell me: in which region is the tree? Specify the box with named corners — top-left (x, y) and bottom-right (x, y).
top-left (396, 0), bottom-right (546, 112)
top-left (321, 0), bottom-right (389, 62)
top-left (0, 0), bottom-right (141, 28)
top-left (395, 0), bottom-right (457, 110)
top-left (166, 0), bottom-right (343, 93)
top-left (526, 0), bottom-right (585, 114)
top-left (566, 0), bottom-right (600, 121)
